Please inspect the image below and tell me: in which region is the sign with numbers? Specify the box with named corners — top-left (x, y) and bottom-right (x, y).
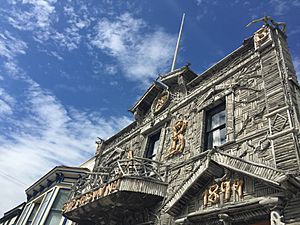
top-left (202, 179), bottom-right (244, 207)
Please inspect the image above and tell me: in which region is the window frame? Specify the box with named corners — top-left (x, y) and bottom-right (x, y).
top-left (144, 130), bottom-right (161, 160)
top-left (204, 102), bottom-right (226, 150)
top-left (44, 188), bottom-right (70, 225)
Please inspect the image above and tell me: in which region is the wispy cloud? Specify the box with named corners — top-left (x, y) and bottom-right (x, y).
top-left (0, 73), bottom-right (132, 214)
top-left (0, 21), bottom-right (132, 215)
top-left (7, 0), bottom-right (91, 50)
top-left (8, 0), bottom-right (57, 36)
top-left (0, 31), bottom-right (27, 60)
top-left (0, 88), bottom-right (15, 116)
top-left (90, 13), bottom-right (176, 83)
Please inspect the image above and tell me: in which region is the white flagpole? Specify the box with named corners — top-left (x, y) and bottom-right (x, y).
top-left (171, 13), bottom-right (185, 72)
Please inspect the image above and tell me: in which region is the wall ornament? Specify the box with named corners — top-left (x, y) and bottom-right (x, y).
top-left (151, 90), bottom-right (170, 115)
top-left (166, 120), bottom-right (188, 158)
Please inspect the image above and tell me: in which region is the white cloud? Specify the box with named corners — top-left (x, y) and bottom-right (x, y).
top-left (7, 0), bottom-right (91, 50)
top-left (0, 28), bottom-right (132, 214)
top-left (0, 31), bottom-right (27, 60)
top-left (0, 88), bottom-right (15, 116)
top-left (0, 76), bottom-right (132, 214)
top-left (8, 0), bottom-right (57, 32)
top-left (91, 13), bottom-right (176, 83)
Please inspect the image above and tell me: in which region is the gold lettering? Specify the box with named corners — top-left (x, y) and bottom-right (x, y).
top-left (208, 184), bottom-right (220, 204)
top-left (220, 181), bottom-right (231, 200)
top-left (233, 179), bottom-right (244, 199)
top-left (202, 189), bottom-right (208, 207)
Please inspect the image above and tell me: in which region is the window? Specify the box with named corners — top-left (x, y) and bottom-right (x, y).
top-left (25, 202), bottom-right (41, 225)
top-left (44, 189), bottom-right (70, 225)
top-left (31, 189), bottom-right (54, 225)
top-left (205, 103), bottom-right (226, 150)
top-left (17, 203), bottom-right (31, 225)
top-left (145, 131), bottom-right (161, 160)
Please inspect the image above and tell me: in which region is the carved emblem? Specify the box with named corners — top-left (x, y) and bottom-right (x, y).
top-left (202, 179), bottom-right (244, 207)
top-left (151, 90), bottom-right (170, 114)
top-left (167, 120), bottom-right (188, 158)
top-left (254, 27), bottom-right (270, 48)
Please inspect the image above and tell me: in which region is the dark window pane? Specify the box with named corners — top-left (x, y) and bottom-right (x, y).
top-left (145, 131), bottom-right (161, 159)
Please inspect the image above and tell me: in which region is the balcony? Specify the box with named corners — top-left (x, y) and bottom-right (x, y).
top-left (63, 157), bottom-right (168, 224)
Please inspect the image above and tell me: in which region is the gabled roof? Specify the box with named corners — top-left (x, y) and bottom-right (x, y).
top-left (129, 65), bottom-right (197, 113)
top-left (164, 150), bottom-right (300, 216)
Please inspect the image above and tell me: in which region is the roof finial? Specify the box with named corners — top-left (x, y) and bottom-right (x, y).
top-left (245, 16), bottom-right (286, 33)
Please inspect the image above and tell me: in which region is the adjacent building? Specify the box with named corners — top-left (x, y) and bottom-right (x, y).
top-left (0, 203), bottom-right (25, 225)
top-left (63, 20), bottom-right (300, 225)
top-left (15, 166), bottom-right (89, 225)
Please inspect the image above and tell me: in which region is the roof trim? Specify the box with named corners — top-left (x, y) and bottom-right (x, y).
top-left (25, 166), bottom-right (89, 193)
top-left (129, 65), bottom-right (193, 113)
top-left (164, 150), bottom-right (292, 215)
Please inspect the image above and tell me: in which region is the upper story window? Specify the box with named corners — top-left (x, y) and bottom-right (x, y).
top-left (205, 103), bottom-right (226, 150)
top-left (25, 201), bottom-right (41, 225)
top-left (44, 189), bottom-right (69, 225)
top-left (145, 131), bottom-right (161, 160)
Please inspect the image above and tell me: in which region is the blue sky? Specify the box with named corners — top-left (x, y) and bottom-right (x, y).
top-left (0, 0), bottom-right (300, 215)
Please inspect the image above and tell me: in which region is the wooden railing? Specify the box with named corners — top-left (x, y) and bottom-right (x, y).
top-left (70, 157), bottom-right (167, 198)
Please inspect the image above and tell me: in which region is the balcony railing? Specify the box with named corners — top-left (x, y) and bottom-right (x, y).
top-left (69, 157), bottom-right (168, 199)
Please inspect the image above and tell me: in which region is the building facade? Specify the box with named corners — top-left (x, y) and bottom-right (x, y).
top-left (63, 22), bottom-right (300, 225)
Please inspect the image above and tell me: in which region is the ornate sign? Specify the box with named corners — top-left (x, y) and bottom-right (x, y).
top-left (202, 179), bottom-right (243, 207)
top-left (167, 120), bottom-right (188, 158)
top-left (151, 90), bottom-right (170, 114)
top-left (63, 179), bottom-right (120, 213)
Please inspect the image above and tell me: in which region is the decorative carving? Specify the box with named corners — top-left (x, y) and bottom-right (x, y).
top-left (233, 179), bottom-right (244, 199)
top-left (220, 181), bottom-right (231, 200)
top-left (203, 179), bottom-right (244, 207)
top-left (272, 113), bottom-right (288, 132)
top-left (246, 16), bottom-right (286, 33)
top-left (239, 135), bottom-right (271, 158)
top-left (254, 27), bottom-right (270, 47)
top-left (271, 211), bottom-right (285, 225)
top-left (208, 184), bottom-right (220, 204)
top-left (151, 90), bottom-right (170, 115)
top-left (63, 179), bottom-right (120, 213)
top-left (127, 148), bottom-right (134, 159)
top-left (167, 120), bottom-right (188, 158)
top-left (235, 107), bottom-right (266, 138)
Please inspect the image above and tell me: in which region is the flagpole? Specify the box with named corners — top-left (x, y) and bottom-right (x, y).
top-left (171, 13), bottom-right (185, 72)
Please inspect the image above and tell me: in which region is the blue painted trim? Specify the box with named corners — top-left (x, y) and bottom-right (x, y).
top-left (62, 217), bottom-right (68, 225)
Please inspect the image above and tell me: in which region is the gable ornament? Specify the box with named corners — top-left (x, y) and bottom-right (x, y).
top-left (151, 90), bottom-right (170, 115)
